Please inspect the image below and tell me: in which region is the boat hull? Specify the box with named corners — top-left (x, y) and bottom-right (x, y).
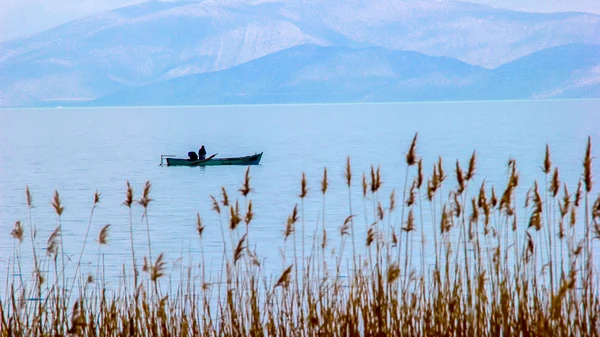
top-left (165, 152), bottom-right (263, 167)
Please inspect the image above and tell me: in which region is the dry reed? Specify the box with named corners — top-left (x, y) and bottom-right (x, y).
top-left (1, 136), bottom-right (599, 337)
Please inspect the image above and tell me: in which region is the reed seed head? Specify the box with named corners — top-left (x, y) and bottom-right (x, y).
top-left (466, 150), bottom-right (476, 181)
top-left (322, 228), bottom-right (328, 250)
top-left (431, 164), bottom-right (439, 191)
top-left (559, 184), bottom-right (570, 218)
top-left (500, 180), bottom-right (516, 215)
top-left (593, 195), bottom-right (600, 222)
top-left (371, 165), bottom-right (381, 193)
top-left (11, 221), bottom-right (24, 243)
top-left (47, 226), bottom-right (60, 257)
top-left (239, 167), bottom-right (252, 197)
top-left (248, 249), bottom-right (261, 267)
top-left (123, 180), bottom-right (133, 207)
top-left (229, 201), bottom-right (241, 231)
top-left (511, 172), bottom-right (520, 190)
top-left (362, 173), bottom-right (367, 198)
top-left (575, 180), bottom-right (582, 207)
top-left (437, 156), bottom-right (446, 183)
top-left (478, 180), bottom-right (487, 209)
top-left (210, 195), bottom-right (221, 214)
top-left (35, 269), bottom-right (45, 286)
top-left (244, 200), bottom-right (254, 225)
top-left (221, 187), bottom-right (230, 207)
top-left (570, 205), bottom-right (577, 227)
top-left (366, 224), bottom-right (376, 246)
top-left (377, 201), bottom-right (385, 221)
top-left (583, 136), bottom-right (593, 192)
top-left (376, 166), bottom-right (382, 191)
top-left (387, 263), bottom-right (400, 283)
top-left (299, 172), bottom-right (308, 199)
top-left (402, 209), bottom-right (415, 232)
top-left (94, 190), bottom-right (101, 205)
top-left (550, 167), bottom-right (560, 197)
top-left (370, 165), bottom-right (376, 193)
top-left (345, 156), bottom-right (352, 187)
top-left (340, 215), bottom-right (353, 237)
top-left (559, 219), bottom-right (565, 239)
top-left (483, 205), bottom-right (491, 230)
top-left (593, 220), bottom-right (600, 241)
top-left (490, 186), bottom-right (498, 208)
top-left (440, 205), bottom-right (452, 234)
top-left (455, 160), bottom-right (465, 195)
top-left (98, 224), bottom-right (110, 245)
top-left (417, 159), bottom-right (424, 189)
top-left (369, 165), bottom-right (382, 193)
top-left (150, 253), bottom-right (166, 282)
top-left (470, 197), bottom-right (479, 225)
top-left (452, 192), bottom-right (462, 218)
top-left (321, 167), bottom-right (328, 194)
top-left (52, 190), bottom-right (64, 216)
top-left (389, 189), bottom-right (396, 212)
top-left (275, 264), bottom-right (293, 288)
top-left (406, 132), bottom-right (418, 166)
top-left (25, 185), bottom-right (32, 208)
top-left (524, 232), bottom-right (534, 263)
top-left (406, 181), bottom-right (416, 207)
top-left (532, 181), bottom-right (543, 213)
top-left (529, 210), bottom-right (542, 231)
top-left (284, 204), bottom-right (298, 240)
top-left (427, 178), bottom-right (434, 201)
top-left (233, 234), bottom-right (247, 264)
top-left (543, 144), bottom-right (552, 174)
top-left (196, 212), bottom-right (204, 238)
top-left (573, 242), bottom-right (583, 256)
top-left (138, 181), bottom-right (153, 208)
top-left (508, 157), bottom-right (516, 170)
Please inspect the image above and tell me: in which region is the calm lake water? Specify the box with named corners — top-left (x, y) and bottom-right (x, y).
top-left (1, 100), bottom-right (599, 290)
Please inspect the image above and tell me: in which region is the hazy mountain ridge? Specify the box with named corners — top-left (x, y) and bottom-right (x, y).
top-left (72, 43), bottom-right (600, 106)
top-left (1, 0), bottom-right (599, 107)
top-left (480, 43), bottom-right (600, 99)
top-left (86, 44), bottom-right (487, 106)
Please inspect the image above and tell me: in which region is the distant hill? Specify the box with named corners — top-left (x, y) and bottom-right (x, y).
top-left (85, 43), bottom-right (600, 106)
top-left (481, 43), bottom-right (600, 99)
top-left (86, 44), bottom-right (488, 105)
top-left (1, 0), bottom-right (599, 107)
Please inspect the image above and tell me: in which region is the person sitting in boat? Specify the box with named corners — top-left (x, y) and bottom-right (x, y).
top-left (188, 151), bottom-right (198, 161)
top-left (198, 145), bottom-right (207, 160)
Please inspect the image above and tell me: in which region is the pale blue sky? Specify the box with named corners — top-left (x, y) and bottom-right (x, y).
top-left (1, 0), bottom-right (599, 42)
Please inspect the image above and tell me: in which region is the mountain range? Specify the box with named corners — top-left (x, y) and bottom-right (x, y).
top-left (0, 0), bottom-right (599, 107)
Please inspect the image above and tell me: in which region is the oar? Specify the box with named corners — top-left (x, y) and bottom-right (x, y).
top-left (191, 153), bottom-right (217, 166)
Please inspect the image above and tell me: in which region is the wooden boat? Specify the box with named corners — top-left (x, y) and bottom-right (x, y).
top-left (160, 152), bottom-right (263, 167)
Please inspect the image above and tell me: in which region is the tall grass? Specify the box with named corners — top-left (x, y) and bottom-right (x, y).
top-left (1, 135), bottom-right (599, 336)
